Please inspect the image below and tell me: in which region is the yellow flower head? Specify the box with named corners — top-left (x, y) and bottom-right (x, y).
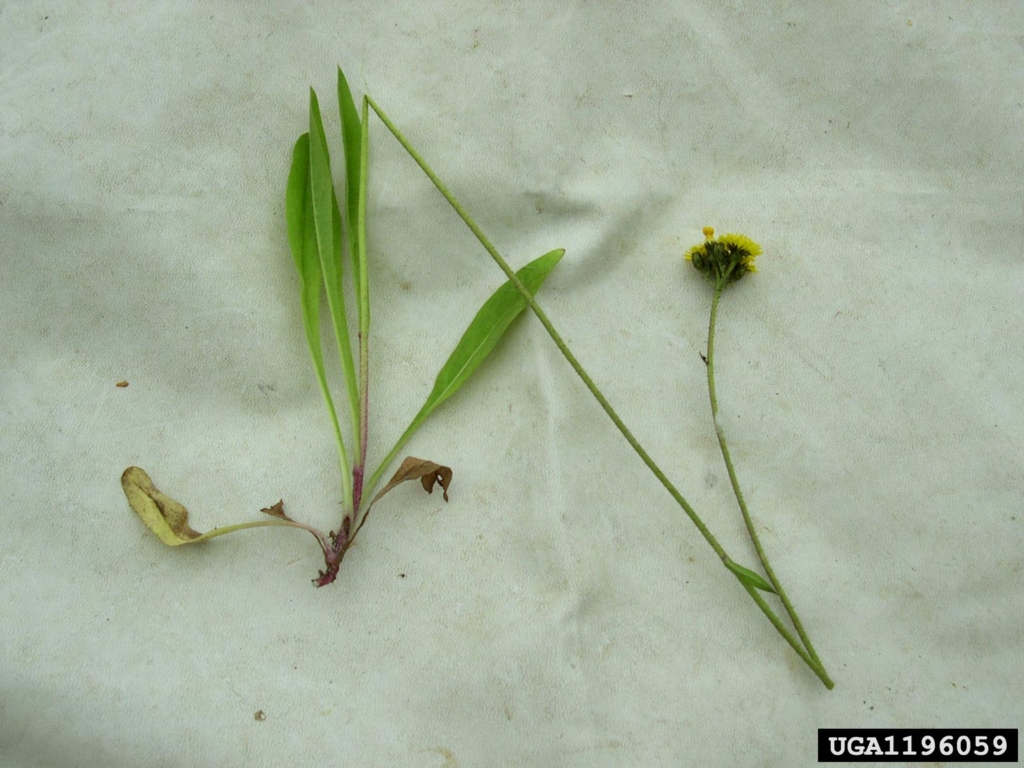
top-left (684, 227), bottom-right (762, 286)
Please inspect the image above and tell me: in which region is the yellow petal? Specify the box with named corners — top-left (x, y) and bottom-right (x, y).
top-left (718, 233), bottom-right (762, 258)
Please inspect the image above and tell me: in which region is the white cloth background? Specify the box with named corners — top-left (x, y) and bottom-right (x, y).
top-left (2, 2), bottom-right (1021, 766)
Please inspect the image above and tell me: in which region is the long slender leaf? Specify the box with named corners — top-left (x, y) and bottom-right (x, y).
top-left (336, 67), bottom-right (363, 284)
top-left (421, 248), bottom-right (564, 414)
top-left (309, 89), bottom-right (360, 486)
top-left (357, 94), bottom-right (370, 330)
top-left (285, 134), bottom-right (313, 276)
top-left (338, 70), bottom-right (370, 481)
top-left (365, 248), bottom-right (564, 496)
top-left (354, 95), bottom-right (372, 478)
top-left (287, 135), bottom-right (328, 352)
top-left (286, 133), bottom-right (350, 500)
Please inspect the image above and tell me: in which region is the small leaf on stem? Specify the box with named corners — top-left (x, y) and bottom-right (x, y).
top-left (724, 558), bottom-right (777, 594)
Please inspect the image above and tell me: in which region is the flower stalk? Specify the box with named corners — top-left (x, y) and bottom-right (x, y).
top-left (366, 96), bottom-right (833, 689)
top-left (693, 227), bottom-right (827, 674)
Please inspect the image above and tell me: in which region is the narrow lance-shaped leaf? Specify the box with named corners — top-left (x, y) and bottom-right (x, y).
top-left (724, 558), bottom-right (777, 594)
top-left (286, 134), bottom-right (327, 376)
top-left (365, 248), bottom-right (564, 496)
top-left (353, 93), bottom-right (371, 485)
top-left (309, 89), bottom-right (360, 460)
top-left (285, 134), bottom-right (313, 277)
top-left (337, 66), bottom-right (363, 286)
top-left (286, 134), bottom-right (347, 490)
top-left (420, 248), bottom-right (563, 419)
top-left (356, 93), bottom-right (370, 330)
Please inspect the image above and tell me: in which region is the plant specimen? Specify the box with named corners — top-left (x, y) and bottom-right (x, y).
top-left (122, 69), bottom-right (562, 586)
top-left (123, 65), bottom-right (832, 689)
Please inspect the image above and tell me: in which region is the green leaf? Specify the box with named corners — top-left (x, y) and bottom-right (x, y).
top-left (336, 67), bottom-right (362, 282)
top-left (366, 248), bottom-right (564, 494)
top-left (285, 133), bottom-right (312, 277)
top-left (421, 248), bottom-right (564, 415)
top-left (285, 134), bottom-right (330, 404)
top-left (309, 88), bottom-right (360, 476)
top-left (336, 71), bottom-right (369, 472)
top-left (725, 558), bottom-right (777, 594)
top-left (286, 134), bottom-right (326, 351)
top-left (356, 94), bottom-right (370, 330)
top-left (286, 133), bottom-right (349, 491)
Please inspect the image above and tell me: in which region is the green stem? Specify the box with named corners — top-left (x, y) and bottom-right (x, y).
top-left (706, 280), bottom-right (825, 670)
top-left (366, 95), bottom-right (833, 689)
top-left (192, 518), bottom-right (330, 551)
top-left (737, 580), bottom-right (831, 689)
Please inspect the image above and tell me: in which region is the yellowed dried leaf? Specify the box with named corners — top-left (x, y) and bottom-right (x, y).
top-left (121, 466), bottom-right (203, 546)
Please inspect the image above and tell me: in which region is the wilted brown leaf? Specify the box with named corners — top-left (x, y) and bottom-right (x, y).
top-left (371, 457), bottom-right (452, 505)
top-left (346, 458), bottom-right (454, 548)
top-left (260, 500), bottom-right (292, 521)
